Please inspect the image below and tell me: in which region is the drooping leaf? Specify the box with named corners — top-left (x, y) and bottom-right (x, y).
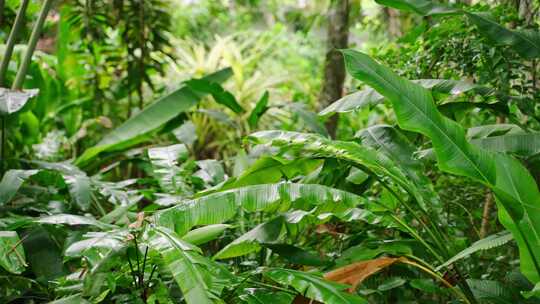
top-left (0, 88), bottom-right (39, 115)
top-left (75, 68), bottom-right (232, 167)
top-left (336, 240), bottom-right (413, 266)
top-left (466, 12), bottom-right (540, 59)
top-left (289, 103), bottom-right (329, 136)
top-left (249, 131), bottom-right (430, 211)
top-left (325, 257), bottom-right (399, 291)
top-left (0, 170), bottom-right (38, 205)
top-left (183, 224), bottom-right (231, 246)
top-left (436, 231), bottom-right (513, 271)
top-left (148, 226), bottom-right (234, 304)
top-left (356, 125), bottom-right (441, 211)
top-left (185, 78), bottom-right (244, 114)
top-left (0, 231), bottom-right (26, 274)
top-left (173, 121), bottom-right (197, 146)
top-left (148, 144), bottom-right (189, 192)
top-left (196, 159), bottom-right (226, 186)
top-left (239, 288), bottom-right (295, 304)
top-left (341, 49), bottom-right (540, 283)
top-left (32, 161), bottom-right (92, 211)
top-left (320, 79), bottom-right (485, 115)
top-left (47, 294), bottom-right (90, 304)
top-left (466, 279), bottom-right (517, 304)
top-left (248, 91), bottom-right (270, 128)
top-left (265, 243), bottom-right (332, 267)
top-left (467, 124), bottom-right (523, 139)
top-left (214, 217), bottom-right (283, 260)
top-left (65, 229), bottom-right (129, 258)
top-left (374, 0), bottom-right (540, 59)
top-left (155, 183), bottom-right (368, 236)
top-left (264, 268), bottom-right (368, 304)
top-left (36, 214), bottom-right (113, 229)
top-left (471, 133), bottom-right (540, 158)
top-left (22, 227), bottom-right (65, 280)
top-left (374, 0), bottom-right (460, 16)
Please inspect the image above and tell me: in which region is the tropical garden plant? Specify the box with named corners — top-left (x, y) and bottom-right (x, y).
top-left (1, 0), bottom-right (540, 303)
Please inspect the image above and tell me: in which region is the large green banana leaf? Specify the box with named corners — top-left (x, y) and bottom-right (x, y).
top-left (148, 227), bottom-right (234, 304)
top-left (154, 183), bottom-right (366, 236)
top-left (357, 125), bottom-right (441, 212)
top-left (148, 144), bottom-right (189, 192)
top-left (0, 169), bottom-right (38, 205)
top-left (471, 133), bottom-right (540, 158)
top-left (213, 216), bottom-right (283, 260)
top-left (214, 205), bottom-right (387, 260)
top-left (341, 49), bottom-right (540, 283)
top-left (264, 268), bottom-right (367, 304)
top-left (320, 79), bottom-right (487, 115)
top-left (436, 231), bottom-right (513, 271)
top-left (75, 68), bottom-right (232, 167)
top-left (374, 0), bottom-right (540, 59)
top-left (249, 131), bottom-right (431, 212)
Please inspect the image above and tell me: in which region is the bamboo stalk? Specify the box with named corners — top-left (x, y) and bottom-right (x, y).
top-left (0, 0), bottom-right (30, 86)
top-left (12, 0), bottom-right (53, 90)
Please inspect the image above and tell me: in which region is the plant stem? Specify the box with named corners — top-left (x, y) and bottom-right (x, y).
top-left (0, 0), bottom-right (30, 86)
top-left (12, 0), bottom-right (53, 90)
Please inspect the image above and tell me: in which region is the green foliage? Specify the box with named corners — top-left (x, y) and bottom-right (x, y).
top-left (1, 0), bottom-right (540, 303)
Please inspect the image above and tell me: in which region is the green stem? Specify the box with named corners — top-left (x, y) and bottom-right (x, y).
top-left (0, 0), bottom-right (30, 86)
top-left (11, 0), bottom-right (53, 90)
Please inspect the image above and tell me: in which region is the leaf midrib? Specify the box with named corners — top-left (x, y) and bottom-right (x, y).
top-left (352, 56), bottom-right (491, 184)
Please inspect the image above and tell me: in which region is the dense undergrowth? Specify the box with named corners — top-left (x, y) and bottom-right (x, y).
top-left (1, 0), bottom-right (540, 303)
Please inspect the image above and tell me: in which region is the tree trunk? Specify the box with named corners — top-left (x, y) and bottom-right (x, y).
top-left (319, 0), bottom-right (350, 138)
top-left (383, 8), bottom-right (402, 37)
top-left (518, 0), bottom-right (534, 25)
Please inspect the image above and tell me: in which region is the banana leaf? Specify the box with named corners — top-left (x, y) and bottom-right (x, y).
top-left (341, 49), bottom-right (540, 283)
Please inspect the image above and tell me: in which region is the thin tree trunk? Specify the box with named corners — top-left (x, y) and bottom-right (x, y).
top-left (319, 0), bottom-right (350, 138)
top-left (383, 8), bottom-right (402, 37)
top-left (0, 0), bottom-right (5, 28)
top-left (479, 192), bottom-right (493, 238)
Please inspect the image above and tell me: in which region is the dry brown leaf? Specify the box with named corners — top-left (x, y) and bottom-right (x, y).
top-left (129, 212), bottom-right (145, 228)
top-left (324, 257), bottom-right (399, 292)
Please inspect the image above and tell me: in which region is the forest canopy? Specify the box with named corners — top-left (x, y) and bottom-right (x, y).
top-left (1, 0), bottom-right (540, 303)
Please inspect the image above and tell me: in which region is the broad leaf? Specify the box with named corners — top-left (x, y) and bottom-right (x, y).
top-left (325, 257), bottom-right (399, 291)
top-left (239, 288), bottom-right (295, 304)
top-left (248, 91), bottom-right (269, 128)
top-left (155, 183), bottom-right (368, 236)
top-left (320, 79), bottom-right (485, 115)
top-left (374, 0), bottom-right (459, 16)
top-left (249, 131), bottom-right (431, 212)
top-left (183, 224), bottom-right (231, 246)
top-left (466, 12), bottom-right (540, 59)
top-left (374, 0), bottom-right (540, 59)
top-left (437, 231), bottom-right (513, 271)
top-left (185, 78), bottom-right (244, 114)
top-left (76, 68), bottom-right (232, 167)
top-left (0, 170), bottom-right (38, 205)
top-left (471, 133), bottom-right (540, 158)
top-left (264, 268), bottom-right (367, 304)
top-left (214, 217), bottom-right (283, 260)
top-left (148, 144), bottom-right (189, 192)
top-left (265, 243), bottom-right (332, 266)
top-left (36, 214), bottom-right (113, 229)
top-left (0, 231), bottom-right (26, 274)
top-left (341, 49), bottom-right (540, 283)
top-left (356, 125), bottom-right (441, 212)
top-left (148, 227), bottom-right (234, 304)
top-left (0, 88), bottom-right (39, 115)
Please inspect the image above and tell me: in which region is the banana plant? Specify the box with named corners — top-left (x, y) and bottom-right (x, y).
top-left (340, 49), bottom-right (540, 287)
top-left (374, 0), bottom-right (540, 59)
